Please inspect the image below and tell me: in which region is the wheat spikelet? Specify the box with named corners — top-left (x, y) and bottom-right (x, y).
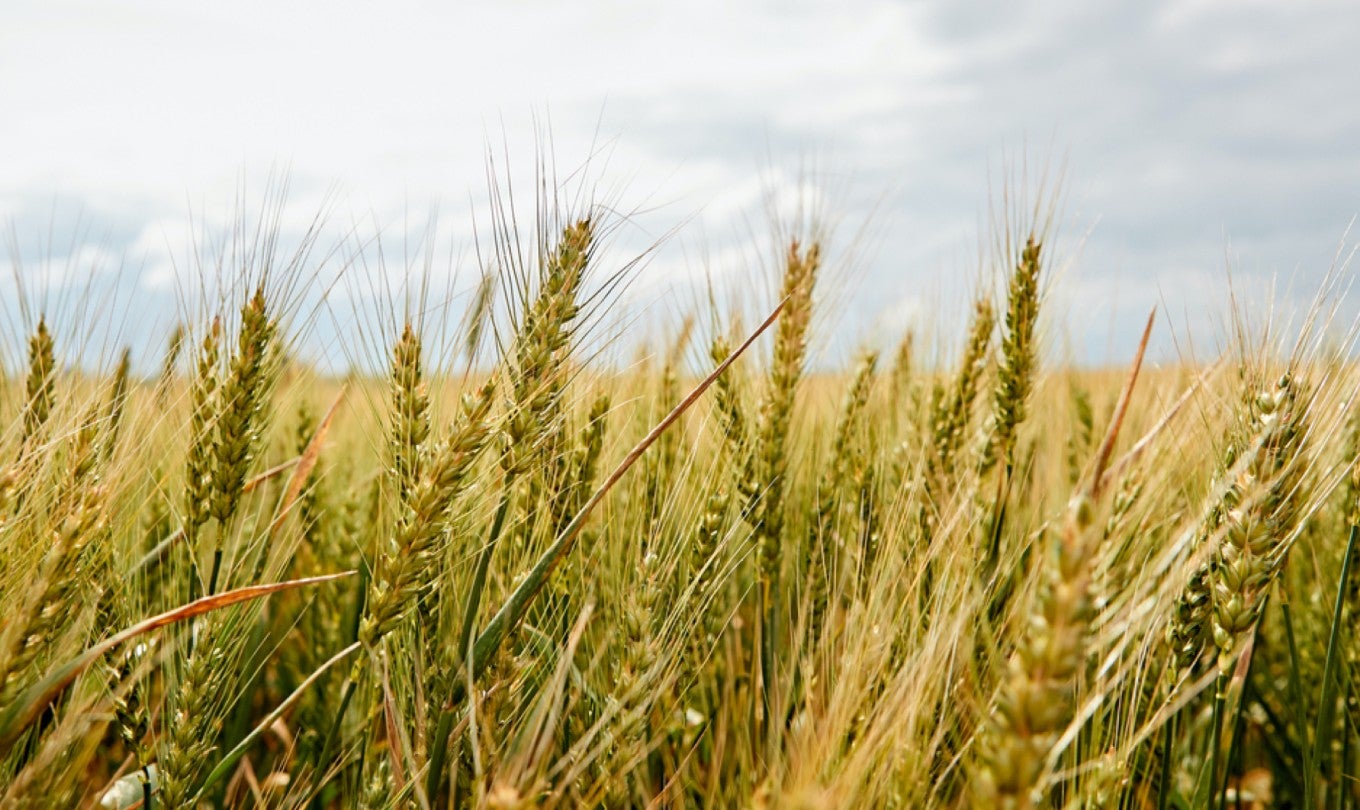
top-left (361, 382), bottom-right (495, 648)
top-left (183, 317), bottom-right (222, 555)
top-left (810, 349), bottom-right (877, 638)
top-left (20, 317), bottom-right (57, 450)
top-left (464, 269), bottom-right (498, 364)
top-left (982, 237), bottom-right (1043, 475)
top-left (0, 412), bottom-right (108, 707)
top-left (106, 644), bottom-right (153, 798)
top-left (972, 310), bottom-right (1150, 808)
top-left (931, 297), bottom-right (995, 484)
top-left (756, 239), bottom-right (820, 595)
top-left (972, 493), bottom-right (1100, 808)
top-left (209, 286), bottom-right (279, 528)
top-left (890, 329), bottom-right (914, 402)
top-left (390, 322), bottom-right (431, 503)
top-left (644, 356), bottom-right (681, 531)
top-left (156, 322), bottom-right (186, 400)
top-left (501, 217), bottom-right (594, 478)
top-left (157, 634), bottom-right (228, 808)
top-left (100, 347), bottom-right (134, 463)
top-left (1210, 374), bottom-right (1310, 673)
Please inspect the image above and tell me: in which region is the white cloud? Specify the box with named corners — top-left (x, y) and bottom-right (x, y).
top-left (2, 0), bottom-right (1358, 365)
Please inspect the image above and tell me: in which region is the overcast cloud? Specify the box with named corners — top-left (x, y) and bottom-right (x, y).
top-left (2, 0), bottom-right (1358, 368)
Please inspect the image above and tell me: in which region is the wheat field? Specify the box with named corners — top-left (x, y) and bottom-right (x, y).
top-left (0, 173), bottom-right (1357, 809)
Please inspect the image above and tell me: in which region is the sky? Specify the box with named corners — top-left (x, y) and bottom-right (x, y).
top-left (3, 0), bottom-right (1359, 370)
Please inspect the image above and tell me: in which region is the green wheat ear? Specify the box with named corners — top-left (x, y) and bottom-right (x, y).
top-left (982, 236), bottom-right (1042, 476)
top-left (157, 322), bottom-right (186, 399)
top-left (502, 216), bottom-right (594, 477)
top-left (932, 296), bottom-right (995, 483)
top-left (100, 347), bottom-right (134, 463)
top-left (810, 348), bottom-right (878, 638)
top-left (184, 316), bottom-right (222, 557)
top-left (0, 411), bottom-right (108, 708)
top-left (389, 321), bottom-right (431, 503)
top-left (756, 238), bottom-right (820, 591)
top-left (362, 381), bottom-right (495, 649)
top-left (891, 329), bottom-right (914, 399)
top-left (209, 286), bottom-right (279, 528)
top-left (21, 317), bottom-right (58, 450)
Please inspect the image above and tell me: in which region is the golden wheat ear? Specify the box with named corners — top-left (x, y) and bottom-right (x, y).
top-left (973, 309), bottom-right (1154, 806)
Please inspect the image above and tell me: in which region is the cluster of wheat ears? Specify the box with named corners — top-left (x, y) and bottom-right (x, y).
top-left (1, 169), bottom-right (1358, 809)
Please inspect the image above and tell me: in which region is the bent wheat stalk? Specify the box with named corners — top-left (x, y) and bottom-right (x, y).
top-left (0, 571), bottom-right (353, 749)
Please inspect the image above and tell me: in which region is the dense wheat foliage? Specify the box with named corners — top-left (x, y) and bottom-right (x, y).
top-left (3, 170), bottom-right (1360, 810)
